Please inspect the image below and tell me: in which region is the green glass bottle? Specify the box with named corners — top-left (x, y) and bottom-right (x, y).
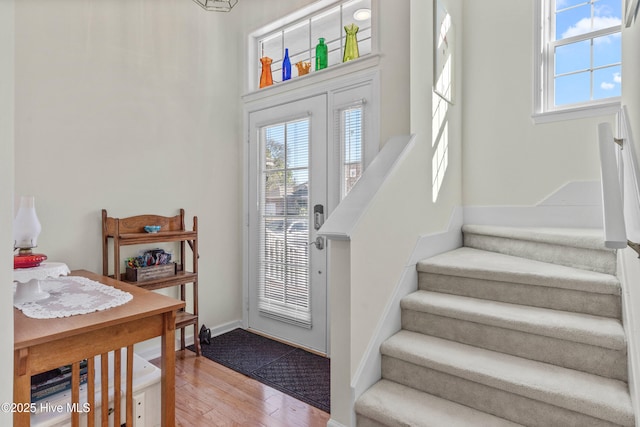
top-left (343, 23), bottom-right (360, 62)
top-left (315, 37), bottom-right (328, 71)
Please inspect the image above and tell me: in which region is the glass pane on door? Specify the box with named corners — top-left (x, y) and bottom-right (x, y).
top-left (258, 118), bottom-right (311, 328)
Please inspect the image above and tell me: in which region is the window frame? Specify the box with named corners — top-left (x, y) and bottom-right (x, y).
top-left (247, 0), bottom-right (376, 94)
top-left (533, 0), bottom-right (622, 123)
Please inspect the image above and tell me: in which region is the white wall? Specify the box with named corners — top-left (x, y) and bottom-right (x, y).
top-left (462, 0), bottom-right (615, 207)
top-left (623, 4), bottom-right (640, 154)
top-left (13, 0), bottom-right (250, 345)
top-left (377, 0), bottom-right (411, 146)
top-left (0, 1), bottom-right (15, 424)
top-left (347, 0), bottom-right (463, 385)
top-left (619, 6), bottom-right (640, 420)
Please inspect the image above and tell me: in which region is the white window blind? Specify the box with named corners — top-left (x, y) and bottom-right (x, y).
top-left (258, 118), bottom-right (312, 328)
top-left (336, 103), bottom-right (364, 199)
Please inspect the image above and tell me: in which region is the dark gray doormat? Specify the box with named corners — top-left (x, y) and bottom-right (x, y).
top-left (188, 328), bottom-right (330, 413)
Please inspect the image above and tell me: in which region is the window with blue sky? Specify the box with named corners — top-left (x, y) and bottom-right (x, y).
top-left (549, 0), bottom-right (622, 108)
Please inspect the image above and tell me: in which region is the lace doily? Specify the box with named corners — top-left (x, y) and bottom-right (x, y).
top-left (14, 276), bottom-right (133, 319)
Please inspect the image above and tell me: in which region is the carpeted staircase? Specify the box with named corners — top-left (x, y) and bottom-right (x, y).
top-left (355, 225), bottom-right (636, 427)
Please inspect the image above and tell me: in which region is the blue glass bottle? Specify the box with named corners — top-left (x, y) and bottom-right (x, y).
top-left (282, 48), bottom-right (292, 81)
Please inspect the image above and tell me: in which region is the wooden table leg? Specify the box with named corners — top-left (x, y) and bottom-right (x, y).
top-left (161, 310), bottom-right (177, 427)
top-left (13, 348), bottom-right (31, 427)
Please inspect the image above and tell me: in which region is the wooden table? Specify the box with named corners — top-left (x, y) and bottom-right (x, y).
top-left (13, 270), bottom-right (185, 427)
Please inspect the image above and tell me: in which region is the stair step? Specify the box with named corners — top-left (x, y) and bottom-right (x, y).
top-left (402, 291), bottom-right (625, 350)
top-left (401, 291), bottom-right (628, 380)
top-left (462, 225), bottom-right (616, 274)
top-left (355, 379), bottom-right (523, 427)
top-left (381, 331), bottom-right (634, 426)
top-left (418, 247), bottom-right (621, 318)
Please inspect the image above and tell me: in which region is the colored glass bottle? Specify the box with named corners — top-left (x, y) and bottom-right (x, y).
top-left (259, 57), bottom-right (273, 88)
top-left (282, 48), bottom-right (292, 81)
top-left (315, 37), bottom-right (328, 71)
top-left (343, 23), bottom-right (360, 62)
top-left (295, 61), bottom-right (311, 76)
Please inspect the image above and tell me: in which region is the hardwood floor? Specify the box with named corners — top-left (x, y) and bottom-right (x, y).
top-left (152, 350), bottom-right (331, 427)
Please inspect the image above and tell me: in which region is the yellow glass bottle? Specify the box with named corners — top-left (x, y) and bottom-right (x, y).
top-left (343, 23), bottom-right (360, 62)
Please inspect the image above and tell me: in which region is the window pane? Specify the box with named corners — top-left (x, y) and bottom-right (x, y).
top-left (593, 32), bottom-right (621, 68)
top-left (264, 125), bottom-right (285, 171)
top-left (286, 120), bottom-right (309, 169)
top-left (341, 0), bottom-right (372, 58)
top-left (555, 40), bottom-right (590, 74)
top-left (358, 26), bottom-right (372, 57)
top-left (259, 118), bottom-right (311, 327)
top-left (555, 71), bottom-right (590, 105)
top-left (311, 6), bottom-right (341, 55)
top-left (284, 21), bottom-right (310, 61)
top-left (340, 107), bottom-right (363, 199)
top-left (260, 33), bottom-right (282, 62)
top-left (596, 0), bottom-right (622, 21)
top-left (594, 65), bottom-right (621, 99)
top-left (556, 3), bottom-right (591, 39)
top-left (555, 0), bottom-right (589, 12)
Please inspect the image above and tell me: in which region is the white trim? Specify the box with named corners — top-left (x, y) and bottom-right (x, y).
top-left (533, 0), bottom-right (622, 121)
top-left (246, 0), bottom-right (380, 94)
top-left (327, 419), bottom-right (349, 427)
top-left (242, 65), bottom-right (381, 348)
top-left (464, 181), bottom-right (604, 228)
top-left (618, 249), bottom-right (640, 427)
top-left (134, 320), bottom-right (243, 361)
top-left (349, 206), bottom-right (463, 422)
top-left (244, 54), bottom-right (381, 104)
top-left (532, 100), bottom-right (621, 124)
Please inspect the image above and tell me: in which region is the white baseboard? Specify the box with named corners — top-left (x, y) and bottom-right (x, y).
top-left (208, 319), bottom-right (244, 338)
top-left (349, 206), bottom-right (464, 422)
top-left (135, 319), bottom-right (243, 361)
top-left (327, 419), bottom-right (348, 427)
top-left (464, 181), bottom-right (603, 229)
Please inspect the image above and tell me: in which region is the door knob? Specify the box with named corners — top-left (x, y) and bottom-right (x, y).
top-left (309, 236), bottom-right (325, 250)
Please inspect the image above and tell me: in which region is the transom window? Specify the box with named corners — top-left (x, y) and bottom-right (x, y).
top-left (535, 0), bottom-right (622, 117)
top-left (252, 0), bottom-right (372, 90)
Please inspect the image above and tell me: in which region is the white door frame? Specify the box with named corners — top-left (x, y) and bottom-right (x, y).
top-left (247, 94), bottom-right (329, 353)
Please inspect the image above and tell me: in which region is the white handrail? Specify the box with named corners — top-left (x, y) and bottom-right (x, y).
top-left (599, 122), bottom-right (627, 249)
top-left (599, 105), bottom-right (640, 255)
top-left (619, 105), bottom-right (640, 245)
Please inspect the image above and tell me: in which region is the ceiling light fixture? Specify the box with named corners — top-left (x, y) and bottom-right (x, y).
top-left (353, 8), bottom-right (371, 21)
top-left (192, 0), bottom-right (237, 12)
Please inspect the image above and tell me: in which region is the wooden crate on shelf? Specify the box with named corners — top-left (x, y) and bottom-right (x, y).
top-left (125, 263), bottom-right (176, 282)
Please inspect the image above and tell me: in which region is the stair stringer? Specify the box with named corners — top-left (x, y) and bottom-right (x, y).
top-left (348, 206), bottom-right (463, 427)
top-left (619, 248), bottom-right (640, 427)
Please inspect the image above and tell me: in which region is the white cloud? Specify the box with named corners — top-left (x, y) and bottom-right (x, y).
top-left (562, 16), bottom-right (622, 39)
top-left (614, 72), bottom-right (622, 83)
top-left (601, 81), bottom-right (615, 90)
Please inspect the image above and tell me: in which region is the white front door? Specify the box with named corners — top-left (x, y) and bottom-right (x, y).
top-left (247, 94), bottom-right (328, 354)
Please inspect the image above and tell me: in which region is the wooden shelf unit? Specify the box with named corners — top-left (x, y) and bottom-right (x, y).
top-left (101, 208), bottom-right (201, 356)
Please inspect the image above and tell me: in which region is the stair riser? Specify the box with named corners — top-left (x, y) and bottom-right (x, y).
top-left (463, 233), bottom-right (616, 275)
top-left (382, 356), bottom-right (627, 427)
top-left (402, 310), bottom-right (628, 381)
top-left (418, 273), bottom-right (621, 319)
